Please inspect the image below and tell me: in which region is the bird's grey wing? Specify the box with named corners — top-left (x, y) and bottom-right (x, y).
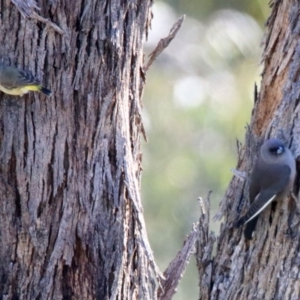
top-left (15, 69), bottom-right (40, 87)
top-left (235, 165), bottom-right (291, 228)
top-left (236, 190), bottom-right (276, 226)
top-left (243, 217), bottom-right (259, 239)
top-left (0, 68), bottom-right (39, 88)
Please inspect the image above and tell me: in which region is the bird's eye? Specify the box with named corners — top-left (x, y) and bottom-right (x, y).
top-left (269, 146), bottom-right (284, 154)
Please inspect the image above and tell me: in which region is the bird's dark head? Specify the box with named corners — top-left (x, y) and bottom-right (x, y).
top-left (264, 138), bottom-right (285, 156)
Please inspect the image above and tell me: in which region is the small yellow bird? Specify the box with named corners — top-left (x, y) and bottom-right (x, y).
top-left (0, 65), bottom-right (52, 96)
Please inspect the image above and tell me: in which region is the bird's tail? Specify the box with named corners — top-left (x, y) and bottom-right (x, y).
top-left (234, 215), bottom-right (259, 240)
top-left (243, 216), bottom-right (259, 240)
top-left (39, 86), bottom-right (52, 96)
top-left (25, 85), bottom-right (52, 96)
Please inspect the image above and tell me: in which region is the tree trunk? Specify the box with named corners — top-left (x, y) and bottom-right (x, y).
top-left (197, 1), bottom-right (300, 299)
top-left (0, 1), bottom-right (161, 299)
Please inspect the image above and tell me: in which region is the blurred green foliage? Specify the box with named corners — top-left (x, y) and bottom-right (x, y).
top-left (142, 1), bottom-right (270, 299)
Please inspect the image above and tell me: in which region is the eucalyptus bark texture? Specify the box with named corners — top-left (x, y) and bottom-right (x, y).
top-left (0, 1), bottom-right (161, 299)
top-left (196, 1), bottom-right (300, 299)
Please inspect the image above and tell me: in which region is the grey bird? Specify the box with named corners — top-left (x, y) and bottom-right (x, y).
top-left (235, 138), bottom-right (296, 239)
top-left (0, 65), bottom-right (51, 96)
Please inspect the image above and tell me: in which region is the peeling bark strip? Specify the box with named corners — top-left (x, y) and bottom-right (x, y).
top-left (196, 195), bottom-right (216, 300)
top-left (0, 0), bottom-right (162, 299)
top-left (145, 15), bottom-right (185, 72)
top-left (11, 0), bottom-right (39, 17)
top-left (12, 0), bottom-right (64, 34)
top-left (196, 1), bottom-right (300, 299)
top-left (157, 224), bottom-right (198, 300)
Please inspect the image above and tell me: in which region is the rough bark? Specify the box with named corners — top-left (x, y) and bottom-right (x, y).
top-left (196, 1), bottom-right (300, 299)
top-left (0, 1), bottom-right (162, 299)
